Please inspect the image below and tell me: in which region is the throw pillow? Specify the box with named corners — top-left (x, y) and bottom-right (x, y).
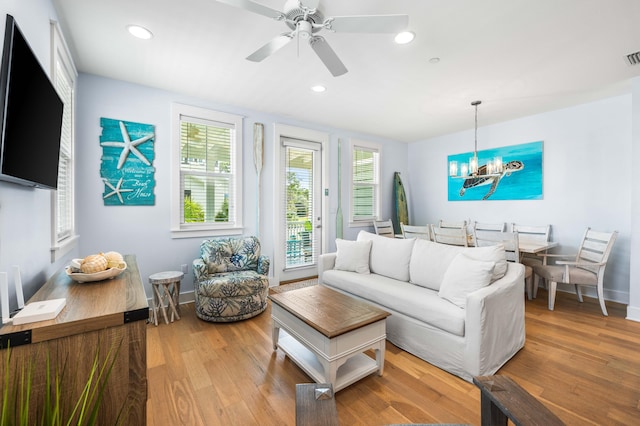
top-left (357, 231), bottom-right (415, 281)
top-left (334, 239), bottom-right (372, 274)
top-left (464, 244), bottom-right (508, 282)
top-left (438, 253), bottom-right (496, 308)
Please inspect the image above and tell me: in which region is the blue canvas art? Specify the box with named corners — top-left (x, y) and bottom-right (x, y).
top-left (100, 118), bottom-right (156, 205)
top-left (448, 141), bottom-right (543, 201)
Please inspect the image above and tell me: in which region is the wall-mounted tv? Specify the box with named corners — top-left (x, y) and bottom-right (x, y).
top-left (0, 14), bottom-right (64, 190)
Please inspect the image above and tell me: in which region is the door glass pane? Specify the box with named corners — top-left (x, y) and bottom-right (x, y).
top-left (285, 146), bottom-right (315, 268)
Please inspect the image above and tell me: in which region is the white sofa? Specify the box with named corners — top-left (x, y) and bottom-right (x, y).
top-left (318, 230), bottom-right (526, 382)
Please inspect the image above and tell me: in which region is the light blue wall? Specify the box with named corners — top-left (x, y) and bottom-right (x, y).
top-left (0, 1), bottom-right (80, 312)
top-left (76, 74), bottom-right (408, 298)
top-left (408, 95), bottom-right (634, 310)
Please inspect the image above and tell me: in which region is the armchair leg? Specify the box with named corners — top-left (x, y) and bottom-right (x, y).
top-left (533, 273), bottom-right (540, 299)
top-left (597, 285), bottom-right (609, 316)
top-left (548, 281), bottom-right (557, 311)
top-left (574, 284), bottom-right (584, 303)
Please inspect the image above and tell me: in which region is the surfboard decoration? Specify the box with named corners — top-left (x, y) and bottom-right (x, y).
top-left (393, 172), bottom-right (409, 234)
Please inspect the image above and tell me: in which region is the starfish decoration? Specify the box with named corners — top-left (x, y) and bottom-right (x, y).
top-left (101, 121), bottom-right (154, 169)
top-left (103, 177), bottom-right (134, 204)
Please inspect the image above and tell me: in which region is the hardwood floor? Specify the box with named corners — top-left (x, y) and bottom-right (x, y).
top-left (146, 289), bottom-right (640, 425)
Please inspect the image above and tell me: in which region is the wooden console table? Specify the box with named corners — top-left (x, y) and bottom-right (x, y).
top-left (0, 254), bottom-right (148, 425)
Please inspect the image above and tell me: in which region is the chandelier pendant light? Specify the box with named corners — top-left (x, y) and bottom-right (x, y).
top-left (449, 100), bottom-right (502, 178)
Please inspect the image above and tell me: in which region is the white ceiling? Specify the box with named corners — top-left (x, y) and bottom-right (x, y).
top-left (52, 0), bottom-right (640, 143)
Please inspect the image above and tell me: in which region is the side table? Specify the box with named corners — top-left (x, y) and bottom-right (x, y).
top-left (149, 271), bottom-right (183, 326)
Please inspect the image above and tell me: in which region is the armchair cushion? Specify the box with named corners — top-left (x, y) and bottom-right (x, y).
top-left (194, 236), bottom-right (270, 322)
top-left (533, 264), bottom-right (597, 285)
top-left (202, 236), bottom-right (262, 273)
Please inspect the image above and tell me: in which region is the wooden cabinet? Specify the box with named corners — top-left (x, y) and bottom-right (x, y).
top-left (0, 255), bottom-right (148, 425)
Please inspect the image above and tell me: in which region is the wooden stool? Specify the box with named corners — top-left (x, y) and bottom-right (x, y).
top-left (149, 271), bottom-right (183, 326)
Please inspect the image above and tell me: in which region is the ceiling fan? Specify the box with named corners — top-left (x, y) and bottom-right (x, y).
top-left (217, 0), bottom-right (409, 77)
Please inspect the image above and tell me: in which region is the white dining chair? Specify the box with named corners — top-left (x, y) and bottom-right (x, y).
top-left (373, 219), bottom-right (394, 238)
top-left (401, 223), bottom-right (431, 240)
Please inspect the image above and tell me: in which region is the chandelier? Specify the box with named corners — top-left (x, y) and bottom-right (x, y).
top-left (449, 100), bottom-right (502, 178)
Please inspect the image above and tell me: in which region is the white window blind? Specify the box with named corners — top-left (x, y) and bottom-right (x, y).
top-left (50, 20), bottom-right (77, 260)
top-left (351, 141), bottom-right (380, 223)
top-left (171, 104), bottom-right (243, 237)
top-left (55, 59), bottom-right (73, 240)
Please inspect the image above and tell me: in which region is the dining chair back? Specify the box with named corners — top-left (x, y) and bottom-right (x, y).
top-left (474, 230), bottom-right (534, 298)
top-left (438, 220), bottom-right (467, 230)
top-left (373, 219), bottom-right (395, 238)
top-left (511, 224), bottom-right (552, 272)
top-left (431, 225), bottom-right (468, 246)
top-left (474, 222), bottom-right (506, 233)
top-left (401, 223), bottom-right (431, 240)
top-left (532, 227), bottom-right (618, 315)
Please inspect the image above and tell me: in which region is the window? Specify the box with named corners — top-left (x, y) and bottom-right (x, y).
top-left (349, 139), bottom-right (381, 226)
top-left (171, 104), bottom-right (243, 238)
top-left (50, 20), bottom-right (78, 261)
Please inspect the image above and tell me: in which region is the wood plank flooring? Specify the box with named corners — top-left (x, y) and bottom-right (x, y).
top-left (146, 289), bottom-right (640, 425)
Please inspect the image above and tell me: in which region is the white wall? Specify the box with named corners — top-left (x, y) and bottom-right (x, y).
top-left (629, 77), bottom-right (640, 320)
top-left (0, 0), bottom-right (80, 312)
top-left (76, 74), bottom-right (408, 299)
top-left (408, 95), bottom-right (633, 308)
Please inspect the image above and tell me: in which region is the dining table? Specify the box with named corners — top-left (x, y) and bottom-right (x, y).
top-left (518, 240), bottom-right (558, 254)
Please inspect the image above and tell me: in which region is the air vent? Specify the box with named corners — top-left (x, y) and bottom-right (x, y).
top-left (625, 51), bottom-right (640, 66)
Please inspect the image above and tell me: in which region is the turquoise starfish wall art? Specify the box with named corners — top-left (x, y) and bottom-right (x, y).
top-left (100, 118), bottom-right (156, 205)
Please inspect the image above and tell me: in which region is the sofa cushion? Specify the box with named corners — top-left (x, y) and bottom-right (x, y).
top-left (334, 238), bottom-right (372, 274)
top-left (357, 231), bottom-right (415, 281)
top-left (409, 239), bottom-right (508, 291)
top-left (322, 269), bottom-right (466, 337)
top-left (438, 253), bottom-right (495, 308)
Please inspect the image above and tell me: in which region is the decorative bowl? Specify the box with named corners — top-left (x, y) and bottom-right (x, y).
top-left (66, 262), bottom-right (127, 283)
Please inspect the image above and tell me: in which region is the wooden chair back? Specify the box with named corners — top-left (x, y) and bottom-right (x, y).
top-left (438, 220), bottom-right (467, 230)
top-left (401, 223), bottom-right (431, 240)
top-left (430, 225), bottom-right (468, 246)
top-left (511, 224), bottom-right (551, 244)
top-left (373, 220), bottom-right (394, 238)
top-left (474, 230), bottom-right (520, 262)
top-left (474, 222), bottom-right (506, 232)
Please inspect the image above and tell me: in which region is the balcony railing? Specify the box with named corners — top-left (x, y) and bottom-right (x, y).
top-left (286, 220), bottom-right (312, 266)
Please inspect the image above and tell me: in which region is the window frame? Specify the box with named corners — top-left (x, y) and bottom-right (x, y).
top-left (348, 138), bottom-right (381, 227)
top-left (170, 103), bottom-right (243, 238)
top-left (50, 19), bottom-right (78, 262)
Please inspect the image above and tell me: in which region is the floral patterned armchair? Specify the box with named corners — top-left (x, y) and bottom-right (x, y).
top-left (193, 236), bottom-right (270, 322)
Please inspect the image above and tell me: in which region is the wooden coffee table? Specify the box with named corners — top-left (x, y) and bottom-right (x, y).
top-left (268, 285), bottom-right (390, 392)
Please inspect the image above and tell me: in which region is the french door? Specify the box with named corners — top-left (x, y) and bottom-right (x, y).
top-left (273, 124), bottom-right (328, 284)
top-left (281, 137), bottom-right (322, 270)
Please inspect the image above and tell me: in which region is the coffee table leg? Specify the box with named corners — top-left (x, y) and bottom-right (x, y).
top-left (375, 340), bottom-right (386, 376)
top-left (272, 322), bottom-right (280, 351)
top-left (320, 358), bottom-right (338, 391)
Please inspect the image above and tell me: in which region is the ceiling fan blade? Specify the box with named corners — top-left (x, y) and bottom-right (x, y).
top-left (326, 14), bottom-right (409, 33)
top-left (309, 36), bottom-right (348, 77)
top-left (216, 0), bottom-right (283, 19)
top-left (246, 33), bottom-right (294, 62)
top-left (299, 0), bottom-right (319, 9)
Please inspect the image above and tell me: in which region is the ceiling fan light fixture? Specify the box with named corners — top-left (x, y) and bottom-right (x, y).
top-left (127, 25), bottom-right (153, 40)
top-left (394, 31), bottom-right (415, 45)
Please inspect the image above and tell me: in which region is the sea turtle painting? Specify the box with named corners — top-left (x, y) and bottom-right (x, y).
top-left (459, 160), bottom-right (524, 200)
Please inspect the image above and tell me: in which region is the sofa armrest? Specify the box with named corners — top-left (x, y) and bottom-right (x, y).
top-left (464, 262), bottom-right (526, 376)
top-left (257, 255), bottom-right (270, 276)
top-left (193, 258), bottom-right (208, 282)
top-left (318, 253), bottom-right (337, 283)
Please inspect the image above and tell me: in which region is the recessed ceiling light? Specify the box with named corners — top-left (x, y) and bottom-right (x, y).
top-left (127, 25), bottom-right (153, 40)
top-left (311, 85), bottom-right (326, 93)
top-left (394, 31), bottom-right (415, 45)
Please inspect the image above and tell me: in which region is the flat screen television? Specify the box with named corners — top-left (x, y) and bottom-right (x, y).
top-left (0, 14), bottom-right (64, 190)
